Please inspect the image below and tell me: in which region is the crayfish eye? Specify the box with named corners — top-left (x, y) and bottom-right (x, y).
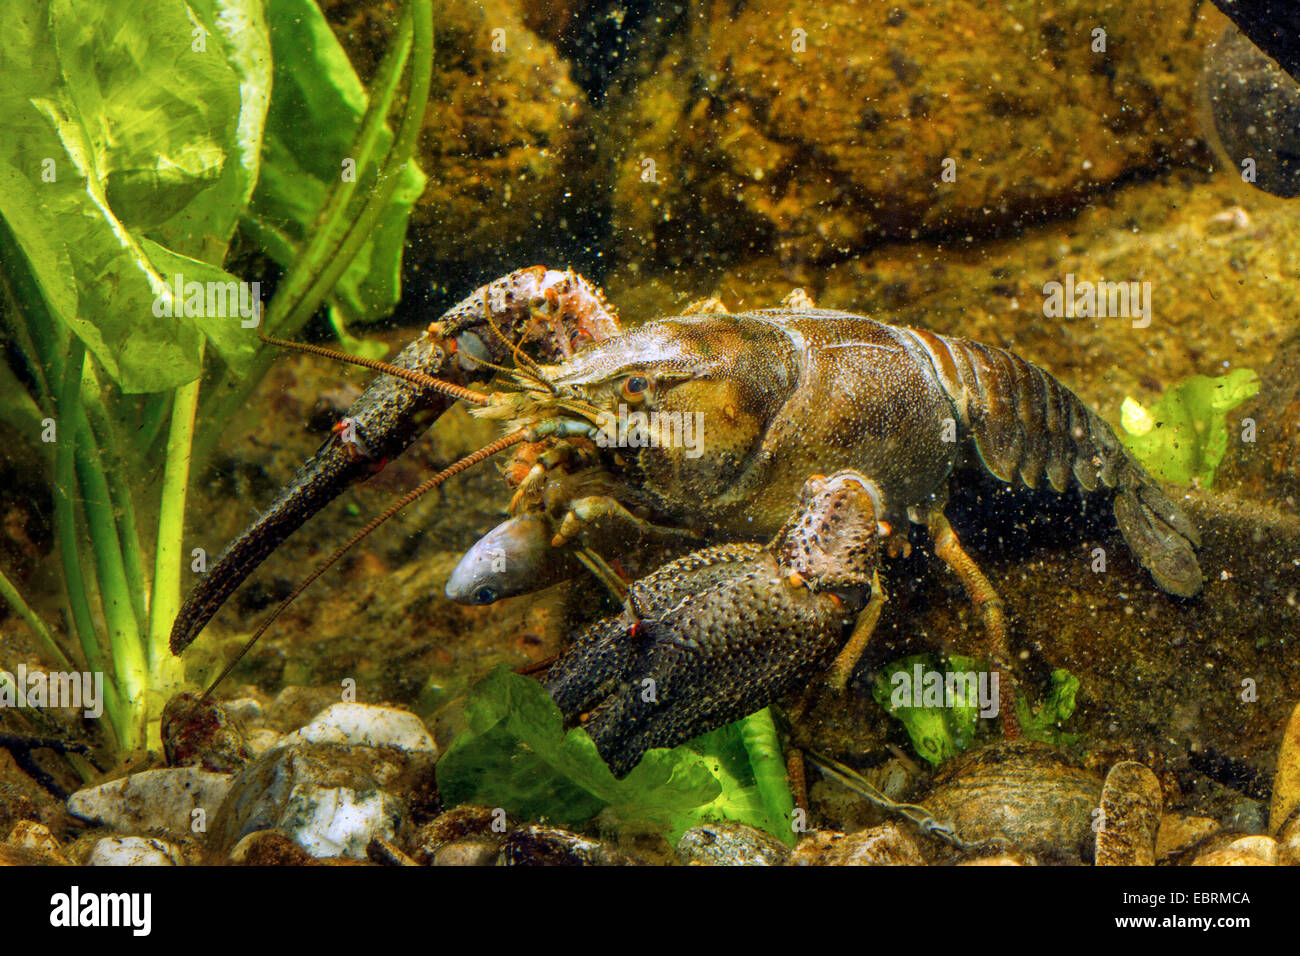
top-left (471, 586), bottom-right (498, 605)
top-left (622, 375), bottom-right (650, 401)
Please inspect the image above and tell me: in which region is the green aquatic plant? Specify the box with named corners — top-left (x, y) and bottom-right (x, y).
top-left (872, 654), bottom-right (983, 765)
top-left (436, 667), bottom-right (799, 846)
top-left (1014, 668), bottom-right (1081, 749)
top-left (874, 655), bottom-right (1081, 764)
top-left (1119, 369), bottom-right (1260, 487)
top-left (0, 0), bottom-right (432, 756)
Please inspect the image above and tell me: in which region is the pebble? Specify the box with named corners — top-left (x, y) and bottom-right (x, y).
top-left (1095, 761), bottom-right (1163, 866)
top-left (1222, 835), bottom-right (1279, 864)
top-left (88, 836), bottom-right (182, 866)
top-left (222, 697), bottom-right (265, 725)
top-left (0, 844), bottom-right (61, 866)
top-left (1275, 813), bottom-right (1300, 865)
top-left (67, 767), bottom-right (233, 836)
top-left (500, 825), bottom-right (636, 866)
top-left (1192, 845), bottom-right (1275, 866)
top-left (1203, 26), bottom-right (1300, 198)
top-left (211, 742), bottom-right (426, 860)
top-left (229, 830), bottom-right (317, 866)
top-left (266, 686), bottom-right (345, 733)
top-left (1155, 813), bottom-right (1220, 862)
top-left (957, 855), bottom-right (1026, 866)
top-left (790, 823), bottom-right (926, 866)
top-left (281, 703), bottom-right (437, 754)
top-left (433, 840), bottom-right (500, 866)
top-left (408, 806), bottom-right (505, 865)
top-left (7, 821), bottom-right (68, 863)
top-left (246, 728), bottom-right (283, 756)
top-left (161, 693), bottom-right (252, 772)
top-left (677, 823), bottom-right (791, 866)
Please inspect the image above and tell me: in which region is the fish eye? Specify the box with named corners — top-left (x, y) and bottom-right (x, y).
top-left (622, 374), bottom-right (650, 401)
top-left (472, 586), bottom-right (498, 605)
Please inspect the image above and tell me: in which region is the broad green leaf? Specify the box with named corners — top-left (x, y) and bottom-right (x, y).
top-left (248, 0), bottom-right (425, 325)
top-left (0, 0), bottom-right (270, 392)
top-left (51, 0), bottom-right (237, 231)
top-left (873, 654), bottom-right (985, 765)
top-left (0, 160), bottom-right (79, 367)
top-left (436, 667), bottom-right (796, 843)
top-left (1014, 669), bottom-right (1082, 748)
top-left (738, 709), bottom-right (797, 844)
top-left (1119, 370), bottom-right (1260, 487)
top-left (150, 0), bottom-right (273, 261)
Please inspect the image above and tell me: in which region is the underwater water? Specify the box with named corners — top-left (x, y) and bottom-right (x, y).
top-left (0, 0), bottom-right (1298, 881)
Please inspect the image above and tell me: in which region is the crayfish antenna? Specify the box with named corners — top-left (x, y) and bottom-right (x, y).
top-left (200, 428), bottom-right (530, 699)
top-left (257, 331), bottom-right (488, 406)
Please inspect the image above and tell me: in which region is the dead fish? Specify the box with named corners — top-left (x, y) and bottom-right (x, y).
top-left (445, 514), bottom-right (571, 605)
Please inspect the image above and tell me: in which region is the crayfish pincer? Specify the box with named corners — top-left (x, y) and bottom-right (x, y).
top-left (544, 471), bottom-right (887, 777)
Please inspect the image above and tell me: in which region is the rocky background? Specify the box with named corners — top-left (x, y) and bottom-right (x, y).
top-left (2, 0), bottom-right (1299, 864)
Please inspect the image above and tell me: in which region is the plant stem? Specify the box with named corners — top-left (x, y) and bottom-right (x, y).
top-left (73, 415), bottom-right (147, 753)
top-left (147, 348), bottom-right (202, 701)
top-left (195, 0), bottom-right (425, 461)
top-left (131, 392), bottom-right (172, 480)
top-left (739, 708), bottom-right (797, 845)
top-left (287, 0), bottom-right (433, 338)
top-left (80, 362), bottom-right (150, 633)
top-left (269, 7), bottom-right (415, 335)
top-left (0, 568), bottom-right (73, 669)
top-left (52, 343), bottom-right (122, 740)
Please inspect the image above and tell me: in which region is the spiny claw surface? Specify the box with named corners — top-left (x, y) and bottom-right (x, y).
top-left (544, 471), bottom-right (883, 777)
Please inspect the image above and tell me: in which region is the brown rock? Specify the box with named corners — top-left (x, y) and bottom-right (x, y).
top-left (210, 742), bottom-right (434, 859)
top-left (499, 824), bottom-right (636, 865)
top-left (6, 820), bottom-right (69, 864)
top-left (161, 693), bottom-right (252, 773)
top-left (1276, 811), bottom-right (1300, 865)
top-left (1155, 813), bottom-right (1220, 862)
top-left (0, 843), bottom-right (64, 866)
top-left (958, 855), bottom-right (1027, 866)
top-left (1192, 836), bottom-right (1278, 866)
top-left (433, 840), bottom-right (500, 866)
top-left (1095, 761), bottom-right (1162, 866)
top-left (321, 0), bottom-right (593, 277)
top-left (1270, 700), bottom-right (1300, 838)
top-left (1221, 835), bottom-right (1278, 864)
top-left (790, 822), bottom-right (925, 866)
top-left (229, 830), bottom-right (319, 866)
top-left (606, 0), bottom-right (1221, 269)
top-left (407, 805), bottom-right (505, 864)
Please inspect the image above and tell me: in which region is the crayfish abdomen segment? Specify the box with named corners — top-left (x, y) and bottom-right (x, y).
top-left (900, 328), bottom-right (1203, 597)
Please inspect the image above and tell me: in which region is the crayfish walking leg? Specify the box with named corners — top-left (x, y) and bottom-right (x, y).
top-left (926, 507), bottom-right (1022, 739)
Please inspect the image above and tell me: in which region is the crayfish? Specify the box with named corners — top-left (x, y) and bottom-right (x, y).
top-left (171, 267), bottom-right (1202, 777)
